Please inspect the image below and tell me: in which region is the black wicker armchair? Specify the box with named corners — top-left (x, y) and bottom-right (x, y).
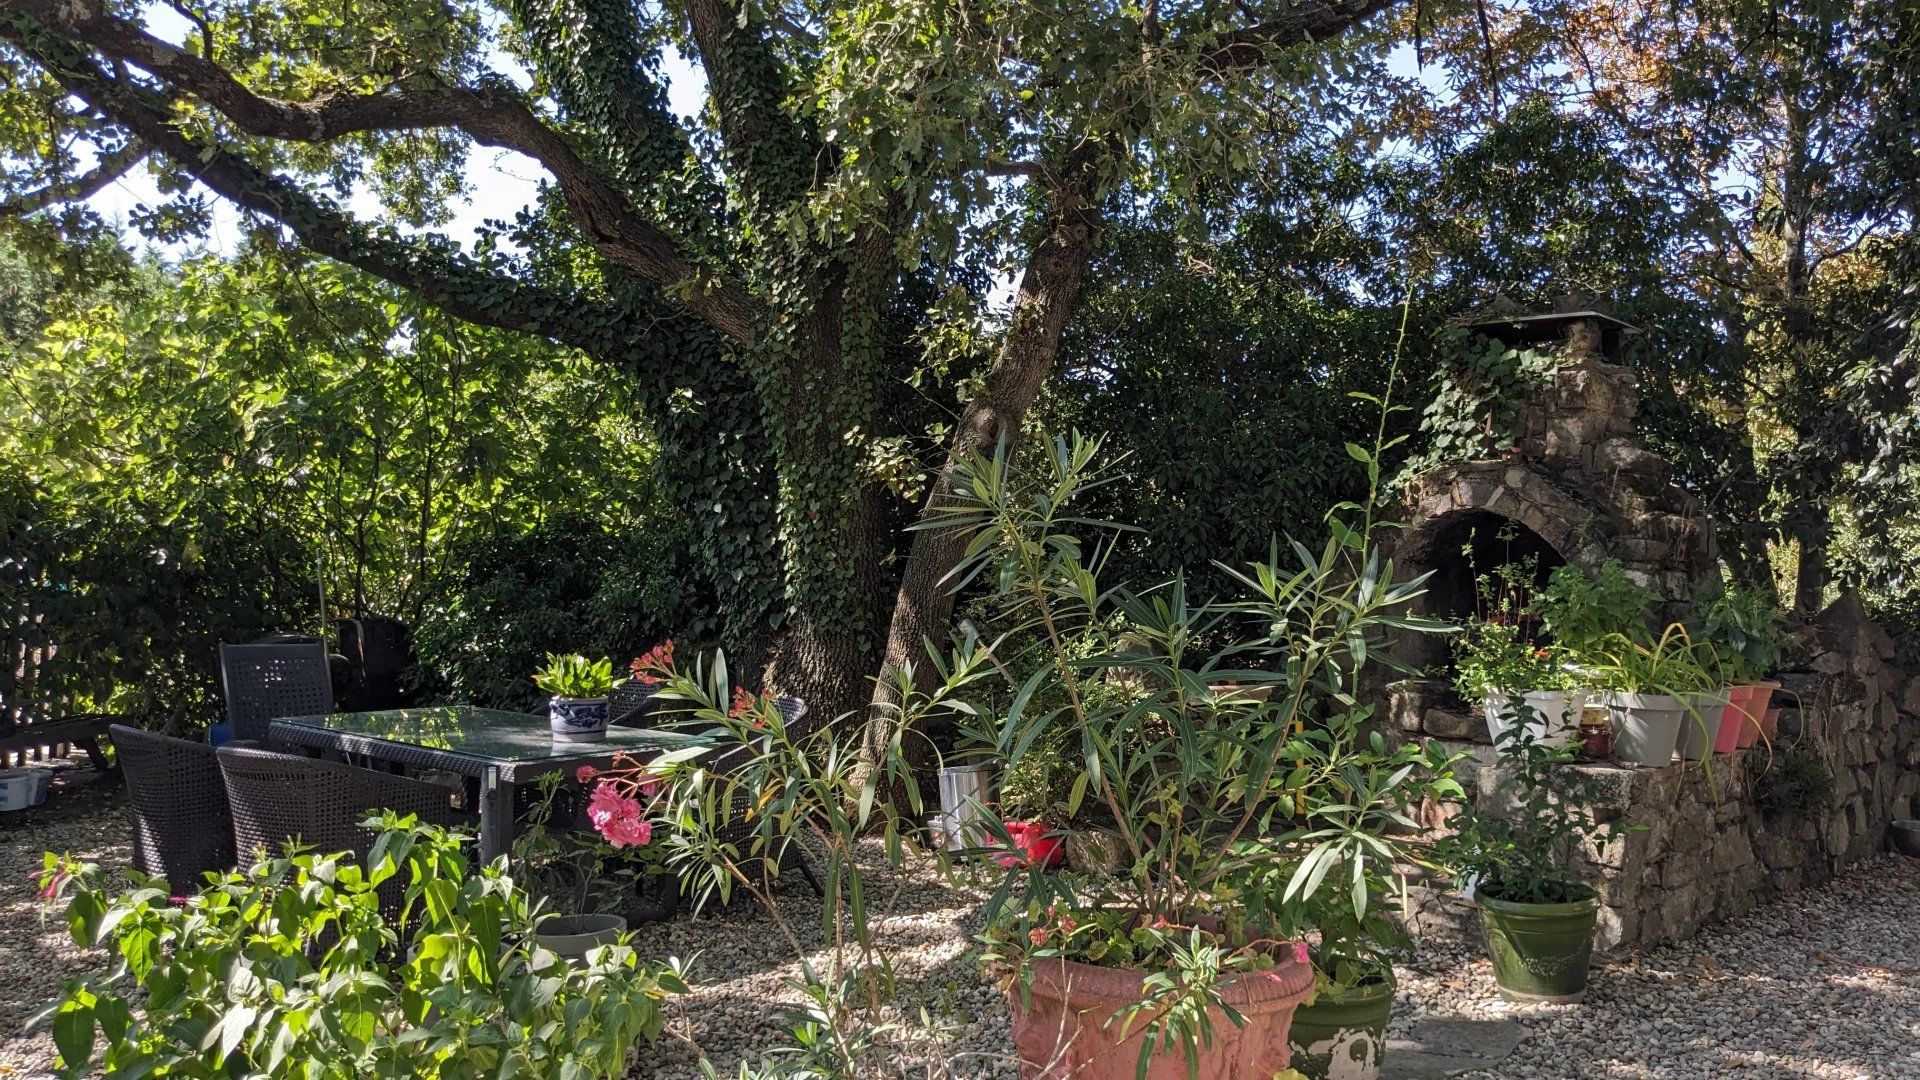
top-left (703, 695), bottom-right (824, 903)
top-left (216, 745), bottom-right (473, 918)
top-left (110, 725), bottom-right (236, 893)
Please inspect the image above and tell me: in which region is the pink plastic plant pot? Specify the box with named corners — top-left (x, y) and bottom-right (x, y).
top-left (1713, 685), bottom-right (1756, 753)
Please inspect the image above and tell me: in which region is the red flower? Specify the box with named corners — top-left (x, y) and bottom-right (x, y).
top-left (730, 686), bottom-right (771, 728)
top-left (1059, 914), bottom-right (1077, 935)
top-left (35, 869), bottom-right (66, 901)
top-left (575, 764), bottom-right (598, 784)
top-left (629, 640), bottom-right (676, 686)
top-left (1028, 927), bottom-right (1049, 947)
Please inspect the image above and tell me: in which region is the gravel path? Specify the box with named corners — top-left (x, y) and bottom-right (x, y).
top-left (5, 759), bottom-right (1918, 1079)
top-left (1396, 853), bottom-right (1920, 1079)
top-left (0, 757), bottom-right (128, 1079)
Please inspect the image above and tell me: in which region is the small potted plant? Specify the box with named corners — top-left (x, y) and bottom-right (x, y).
top-left (534, 653), bottom-right (624, 743)
top-left (1693, 583), bottom-right (1790, 750)
top-left (1441, 724), bottom-right (1637, 1003)
top-left (994, 729), bottom-right (1073, 870)
top-left (1595, 625), bottom-right (1711, 767)
top-left (1452, 620), bottom-right (1579, 750)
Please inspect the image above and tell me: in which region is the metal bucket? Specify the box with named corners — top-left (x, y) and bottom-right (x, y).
top-left (937, 765), bottom-right (994, 851)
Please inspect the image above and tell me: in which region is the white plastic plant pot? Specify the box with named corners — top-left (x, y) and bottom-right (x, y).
top-left (1606, 691), bottom-right (1688, 767)
top-left (1674, 689), bottom-right (1731, 761)
top-left (1481, 689), bottom-right (1585, 752)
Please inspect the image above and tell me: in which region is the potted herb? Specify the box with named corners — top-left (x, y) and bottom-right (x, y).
top-left (513, 767), bottom-right (677, 956)
top-left (534, 653), bottom-right (624, 743)
top-left (1441, 725), bottom-right (1636, 1003)
top-left (1596, 625), bottom-right (1712, 767)
top-left (1452, 620), bottom-right (1579, 750)
top-left (1693, 583), bottom-right (1790, 749)
top-left (937, 433), bottom-right (1451, 1078)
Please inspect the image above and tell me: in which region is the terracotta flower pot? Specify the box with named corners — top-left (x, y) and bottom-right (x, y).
top-left (1009, 953), bottom-right (1315, 1079)
top-left (1738, 681), bottom-right (1780, 747)
top-left (998, 821), bottom-right (1067, 869)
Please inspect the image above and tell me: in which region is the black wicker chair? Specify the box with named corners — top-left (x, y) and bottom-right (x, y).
top-left (109, 725), bottom-right (236, 893)
top-left (703, 695), bottom-right (824, 903)
top-left (218, 642), bottom-right (333, 743)
top-left (608, 683), bottom-right (661, 728)
top-left (216, 745), bottom-right (472, 918)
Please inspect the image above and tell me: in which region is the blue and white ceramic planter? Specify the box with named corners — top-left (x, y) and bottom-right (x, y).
top-left (549, 696), bottom-right (609, 743)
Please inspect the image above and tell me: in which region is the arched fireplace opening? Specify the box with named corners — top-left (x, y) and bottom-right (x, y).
top-left (1420, 510), bottom-right (1567, 627)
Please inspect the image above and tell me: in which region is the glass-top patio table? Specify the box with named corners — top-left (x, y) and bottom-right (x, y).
top-left (268, 707), bottom-right (717, 860)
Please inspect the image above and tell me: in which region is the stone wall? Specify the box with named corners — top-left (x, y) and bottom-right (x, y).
top-left (1404, 594), bottom-right (1920, 954)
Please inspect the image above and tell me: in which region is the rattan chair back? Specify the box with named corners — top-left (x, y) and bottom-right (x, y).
top-left (110, 724), bottom-right (237, 893)
top-left (216, 744), bottom-right (470, 918)
top-left (218, 642), bottom-right (333, 743)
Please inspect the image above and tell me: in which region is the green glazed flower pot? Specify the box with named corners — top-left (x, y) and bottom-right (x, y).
top-left (1289, 971), bottom-right (1395, 1080)
top-left (1476, 890), bottom-right (1600, 1004)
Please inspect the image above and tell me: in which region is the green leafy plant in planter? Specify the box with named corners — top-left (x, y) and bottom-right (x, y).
top-left (533, 652), bottom-right (624, 697)
top-left (1440, 724), bottom-right (1637, 1003)
top-left (1534, 561), bottom-right (1658, 658)
top-left (535, 653), bottom-right (626, 744)
top-left (927, 432), bottom-right (1460, 1079)
top-left (1593, 625), bottom-right (1716, 767)
top-left (1693, 582), bottom-right (1792, 748)
top-left (35, 813), bottom-right (686, 1077)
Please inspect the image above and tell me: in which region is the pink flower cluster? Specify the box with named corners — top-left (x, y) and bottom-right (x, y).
top-left (630, 640), bottom-right (676, 686)
top-left (587, 783), bottom-right (654, 849)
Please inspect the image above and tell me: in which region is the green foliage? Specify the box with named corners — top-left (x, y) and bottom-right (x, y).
top-left (1592, 625), bottom-right (1716, 695)
top-left (1441, 726), bottom-right (1636, 906)
top-left (929, 431), bottom-right (1464, 1065)
top-left (1045, 218), bottom-right (1409, 595)
top-left (0, 242), bottom-right (660, 728)
top-left (1751, 746), bottom-right (1835, 821)
top-left (408, 512), bottom-right (706, 712)
top-left (1534, 562), bottom-right (1659, 657)
top-left (531, 653), bottom-right (622, 699)
top-left (1452, 621), bottom-right (1568, 702)
top-left (1692, 581), bottom-right (1792, 682)
top-left (37, 814), bottom-right (686, 1078)
top-left (1399, 326), bottom-right (1563, 480)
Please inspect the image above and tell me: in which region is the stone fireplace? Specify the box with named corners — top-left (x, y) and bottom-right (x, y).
top-left (1389, 309), bottom-right (1721, 739)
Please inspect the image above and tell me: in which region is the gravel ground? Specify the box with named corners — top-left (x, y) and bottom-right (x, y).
top-left (5, 756), bottom-right (1917, 1079)
top-left (0, 757), bottom-right (128, 1079)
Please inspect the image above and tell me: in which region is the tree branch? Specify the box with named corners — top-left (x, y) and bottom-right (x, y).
top-left (0, 138), bottom-right (147, 216)
top-left (1195, 0), bottom-right (1400, 72)
top-left (3, 0), bottom-right (765, 342)
top-left (2, 19), bottom-right (633, 356)
top-left (683, 0), bottom-right (818, 204)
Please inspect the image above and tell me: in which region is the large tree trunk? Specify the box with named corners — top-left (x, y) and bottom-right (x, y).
top-left (862, 166), bottom-right (1104, 767)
